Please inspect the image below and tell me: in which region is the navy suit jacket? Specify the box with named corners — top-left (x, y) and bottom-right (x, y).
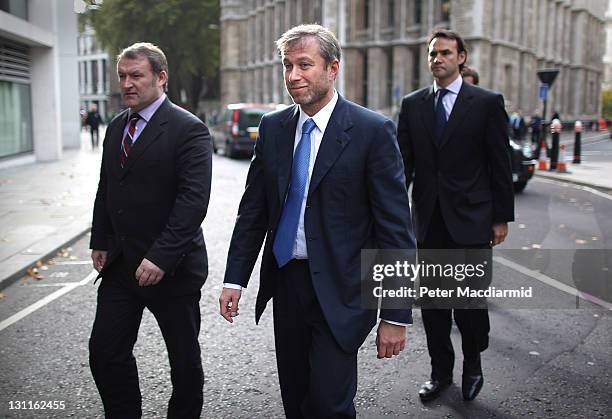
top-left (91, 98), bottom-right (212, 295)
top-left (397, 82), bottom-right (514, 245)
top-left (224, 95), bottom-right (416, 352)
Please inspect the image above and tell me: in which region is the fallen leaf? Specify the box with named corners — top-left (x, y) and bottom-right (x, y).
top-left (575, 239), bottom-right (587, 245)
top-left (559, 224), bottom-right (565, 229)
top-left (0, 292), bottom-right (5, 299)
top-left (532, 244), bottom-right (542, 249)
top-left (36, 260), bottom-right (43, 268)
top-left (519, 224), bottom-right (526, 229)
top-left (529, 351), bottom-right (540, 356)
top-left (591, 237), bottom-right (599, 241)
top-left (26, 267), bottom-right (43, 280)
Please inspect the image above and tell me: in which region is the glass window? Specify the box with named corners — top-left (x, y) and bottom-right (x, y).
top-left (0, 81), bottom-right (33, 158)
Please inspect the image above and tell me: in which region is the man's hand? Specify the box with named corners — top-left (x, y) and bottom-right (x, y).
top-left (219, 288), bottom-right (241, 323)
top-left (491, 222), bottom-right (508, 246)
top-left (135, 258), bottom-right (165, 286)
top-left (376, 321), bottom-right (407, 359)
top-left (91, 250), bottom-right (108, 272)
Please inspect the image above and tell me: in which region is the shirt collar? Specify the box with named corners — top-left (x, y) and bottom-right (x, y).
top-left (433, 75), bottom-right (463, 96)
top-left (129, 93), bottom-right (166, 122)
top-left (297, 90), bottom-right (339, 134)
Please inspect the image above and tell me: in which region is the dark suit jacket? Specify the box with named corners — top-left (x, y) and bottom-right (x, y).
top-left (90, 98), bottom-right (212, 295)
top-left (397, 82), bottom-right (514, 245)
top-left (224, 95), bottom-right (416, 352)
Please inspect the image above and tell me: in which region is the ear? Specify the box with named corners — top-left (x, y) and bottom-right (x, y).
top-left (458, 51), bottom-right (467, 67)
top-left (157, 70), bottom-right (168, 87)
top-left (328, 59), bottom-right (340, 81)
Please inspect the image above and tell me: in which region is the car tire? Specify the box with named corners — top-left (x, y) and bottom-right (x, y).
top-left (514, 181), bottom-right (527, 193)
top-left (225, 140), bottom-right (234, 158)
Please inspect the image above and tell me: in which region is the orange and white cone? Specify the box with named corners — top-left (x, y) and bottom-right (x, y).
top-left (538, 141), bottom-right (548, 170)
top-left (557, 144), bottom-right (569, 173)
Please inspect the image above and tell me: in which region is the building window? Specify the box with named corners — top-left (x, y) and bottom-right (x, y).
top-left (441, 0), bottom-right (450, 22)
top-left (386, 48), bottom-right (394, 107)
top-left (406, 0), bottom-right (422, 26)
top-left (0, 81), bottom-right (33, 158)
top-left (411, 47), bottom-right (420, 91)
top-left (387, 0), bottom-right (395, 28)
top-left (364, 0), bottom-right (371, 29)
top-left (362, 50), bottom-right (369, 105)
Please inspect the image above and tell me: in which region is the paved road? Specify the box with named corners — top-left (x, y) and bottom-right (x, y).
top-left (0, 154), bottom-right (610, 418)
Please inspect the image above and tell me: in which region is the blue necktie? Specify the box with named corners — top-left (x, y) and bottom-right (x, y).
top-left (434, 88), bottom-right (449, 144)
top-left (273, 118), bottom-right (316, 268)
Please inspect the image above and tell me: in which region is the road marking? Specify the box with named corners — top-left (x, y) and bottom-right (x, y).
top-left (29, 282), bottom-right (84, 287)
top-left (494, 256), bottom-right (612, 310)
top-left (52, 260), bottom-right (92, 265)
top-left (0, 270), bottom-right (97, 332)
top-left (534, 177), bottom-right (612, 201)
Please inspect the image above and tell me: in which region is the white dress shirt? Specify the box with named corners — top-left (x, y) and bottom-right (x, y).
top-left (433, 75), bottom-right (462, 118)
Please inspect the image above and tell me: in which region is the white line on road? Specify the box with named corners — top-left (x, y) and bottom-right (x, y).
top-left (52, 260), bottom-right (93, 265)
top-left (534, 177), bottom-right (612, 201)
top-left (0, 270), bottom-right (97, 332)
top-left (494, 256), bottom-right (612, 311)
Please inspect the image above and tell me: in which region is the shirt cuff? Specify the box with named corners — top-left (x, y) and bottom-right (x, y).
top-left (223, 283), bottom-right (243, 291)
top-left (381, 319), bottom-right (409, 327)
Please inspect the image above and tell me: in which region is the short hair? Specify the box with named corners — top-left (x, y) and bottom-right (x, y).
top-left (276, 24), bottom-right (341, 66)
top-left (427, 28), bottom-right (468, 71)
top-left (461, 66), bottom-right (479, 85)
top-left (117, 42), bottom-right (168, 89)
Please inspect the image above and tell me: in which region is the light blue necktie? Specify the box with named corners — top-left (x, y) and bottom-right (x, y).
top-left (273, 118), bottom-right (316, 268)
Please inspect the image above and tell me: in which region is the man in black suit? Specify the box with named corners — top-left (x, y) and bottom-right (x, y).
top-left (85, 103), bottom-right (104, 149)
top-left (219, 24), bottom-right (415, 418)
top-left (89, 42), bottom-right (212, 418)
top-left (397, 29), bottom-right (514, 402)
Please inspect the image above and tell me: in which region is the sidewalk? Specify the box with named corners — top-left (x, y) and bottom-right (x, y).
top-left (534, 130), bottom-right (612, 191)
top-left (0, 129), bottom-right (103, 288)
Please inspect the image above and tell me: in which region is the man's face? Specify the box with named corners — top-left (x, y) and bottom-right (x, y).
top-left (428, 37), bottom-right (466, 85)
top-left (117, 56), bottom-right (166, 112)
top-left (282, 37), bottom-right (339, 115)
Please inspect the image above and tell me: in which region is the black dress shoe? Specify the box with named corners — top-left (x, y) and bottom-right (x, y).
top-left (418, 379), bottom-right (451, 401)
top-left (462, 374), bottom-right (483, 401)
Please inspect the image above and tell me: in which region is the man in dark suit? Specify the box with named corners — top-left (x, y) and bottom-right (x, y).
top-left (85, 103), bottom-right (104, 149)
top-left (397, 29), bottom-right (514, 402)
top-left (89, 42), bottom-right (212, 418)
top-left (219, 24), bottom-right (415, 418)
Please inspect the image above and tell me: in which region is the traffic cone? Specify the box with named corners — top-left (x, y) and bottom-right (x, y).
top-left (557, 144), bottom-right (569, 173)
top-left (537, 141), bottom-right (548, 170)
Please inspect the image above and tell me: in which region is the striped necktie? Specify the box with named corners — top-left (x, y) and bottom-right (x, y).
top-left (120, 113), bottom-right (140, 168)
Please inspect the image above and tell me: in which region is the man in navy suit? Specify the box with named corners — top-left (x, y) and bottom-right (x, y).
top-left (219, 24), bottom-right (415, 418)
top-left (397, 29), bottom-right (514, 402)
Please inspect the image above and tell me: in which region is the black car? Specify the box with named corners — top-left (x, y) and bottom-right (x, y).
top-left (509, 139), bottom-right (537, 193)
top-left (210, 103), bottom-right (277, 158)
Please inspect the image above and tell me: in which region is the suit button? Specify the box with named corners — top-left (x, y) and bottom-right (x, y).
top-left (117, 209), bottom-right (124, 215)
top-left (120, 236), bottom-right (126, 241)
top-left (306, 205), bottom-right (311, 209)
top-left (119, 181), bottom-right (125, 187)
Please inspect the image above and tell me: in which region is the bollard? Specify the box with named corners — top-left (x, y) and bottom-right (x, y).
top-left (549, 119), bottom-right (561, 171)
top-left (537, 141), bottom-right (548, 170)
top-left (557, 144), bottom-right (569, 173)
top-left (573, 121), bottom-right (582, 164)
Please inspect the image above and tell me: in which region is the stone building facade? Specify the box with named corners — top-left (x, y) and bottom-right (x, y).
top-left (221, 0), bottom-right (606, 121)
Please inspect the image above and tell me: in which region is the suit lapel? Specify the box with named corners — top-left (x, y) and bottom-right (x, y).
top-left (439, 83), bottom-right (475, 149)
top-left (419, 87), bottom-right (436, 145)
top-left (276, 105), bottom-right (299, 206)
top-left (307, 96), bottom-right (352, 198)
top-left (120, 98), bottom-right (170, 179)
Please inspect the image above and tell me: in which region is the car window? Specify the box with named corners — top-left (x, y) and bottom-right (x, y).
top-left (239, 109), bottom-right (271, 129)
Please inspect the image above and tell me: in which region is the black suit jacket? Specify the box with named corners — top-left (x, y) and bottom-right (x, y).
top-left (224, 95), bottom-right (416, 352)
top-left (90, 98), bottom-right (212, 295)
top-left (397, 82), bottom-right (514, 245)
